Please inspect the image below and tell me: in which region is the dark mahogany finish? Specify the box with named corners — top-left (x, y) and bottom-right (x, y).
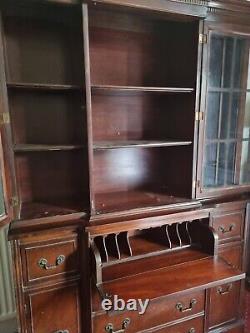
top-left (0, 1), bottom-right (249, 333)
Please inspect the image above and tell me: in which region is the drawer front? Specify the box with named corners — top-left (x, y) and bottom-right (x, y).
top-left (211, 211), bottom-right (244, 243)
top-left (21, 237), bottom-right (79, 284)
top-left (93, 290), bottom-right (205, 332)
top-left (26, 283), bottom-right (80, 333)
top-left (208, 281), bottom-right (241, 329)
top-left (219, 244), bottom-right (243, 270)
top-left (152, 316), bottom-right (204, 333)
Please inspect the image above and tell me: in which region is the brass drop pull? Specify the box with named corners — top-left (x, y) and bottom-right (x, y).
top-left (54, 330), bottom-right (69, 333)
top-left (38, 255), bottom-right (65, 270)
top-left (189, 329), bottom-right (195, 333)
top-left (176, 299), bottom-right (197, 313)
top-left (218, 224), bottom-right (235, 234)
top-left (217, 284), bottom-right (233, 295)
top-left (105, 318), bottom-right (131, 333)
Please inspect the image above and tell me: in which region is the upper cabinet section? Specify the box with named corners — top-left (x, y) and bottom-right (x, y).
top-left (197, 23), bottom-right (250, 198)
top-left (85, 4), bottom-right (202, 216)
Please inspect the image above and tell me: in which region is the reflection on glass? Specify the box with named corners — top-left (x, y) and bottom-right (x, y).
top-left (240, 140), bottom-right (250, 184)
top-left (243, 93), bottom-right (250, 139)
top-left (206, 93), bottom-right (220, 139)
top-left (204, 143), bottom-right (217, 187)
top-left (209, 35), bottom-right (223, 88)
top-left (234, 39), bottom-right (246, 89)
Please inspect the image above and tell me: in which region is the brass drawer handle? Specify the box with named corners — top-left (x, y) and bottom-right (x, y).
top-left (54, 331), bottom-right (69, 333)
top-left (218, 224), bottom-right (235, 234)
top-left (176, 299), bottom-right (197, 313)
top-left (217, 284), bottom-right (233, 295)
top-left (38, 255), bottom-right (65, 270)
top-left (189, 329), bottom-right (195, 333)
top-left (105, 318), bottom-right (131, 333)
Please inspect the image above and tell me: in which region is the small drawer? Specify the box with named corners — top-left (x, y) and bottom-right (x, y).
top-left (93, 290), bottom-right (205, 332)
top-left (211, 211), bottom-right (245, 243)
top-left (208, 281), bottom-right (241, 329)
top-left (219, 243), bottom-right (243, 270)
top-left (25, 283), bottom-right (80, 333)
top-left (152, 316), bottom-right (204, 333)
top-left (21, 236), bottom-right (79, 285)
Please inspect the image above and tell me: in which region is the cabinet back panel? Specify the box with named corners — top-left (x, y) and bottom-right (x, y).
top-left (3, 14), bottom-right (82, 85)
top-left (15, 151), bottom-right (88, 203)
top-left (89, 8), bottom-right (199, 87)
top-left (92, 93), bottom-right (195, 141)
top-left (9, 91), bottom-right (85, 145)
top-left (93, 147), bottom-right (193, 196)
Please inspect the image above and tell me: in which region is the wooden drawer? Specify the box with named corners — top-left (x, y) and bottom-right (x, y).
top-left (152, 316), bottom-right (204, 333)
top-left (208, 281), bottom-right (241, 329)
top-left (25, 283), bottom-right (81, 333)
top-left (211, 211), bottom-right (245, 243)
top-left (219, 243), bottom-right (243, 270)
top-left (21, 236), bottom-right (79, 285)
top-left (93, 290), bottom-right (205, 332)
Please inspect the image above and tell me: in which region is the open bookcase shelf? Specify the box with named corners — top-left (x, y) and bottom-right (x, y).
top-left (7, 82), bottom-right (81, 92)
top-left (93, 140), bottom-right (193, 150)
top-left (13, 144), bottom-right (85, 152)
top-left (91, 85), bottom-right (194, 95)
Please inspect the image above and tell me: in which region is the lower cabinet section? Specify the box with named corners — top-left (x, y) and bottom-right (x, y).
top-left (25, 282), bottom-right (81, 333)
top-left (93, 290), bottom-right (205, 332)
top-left (152, 316), bottom-right (204, 333)
top-left (207, 281), bottom-right (241, 330)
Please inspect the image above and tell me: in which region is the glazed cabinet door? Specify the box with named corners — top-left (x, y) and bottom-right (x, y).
top-left (24, 282), bottom-right (81, 333)
top-left (197, 23), bottom-right (250, 198)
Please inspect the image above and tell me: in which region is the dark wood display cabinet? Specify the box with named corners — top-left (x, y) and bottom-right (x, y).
top-left (0, 0), bottom-right (250, 332)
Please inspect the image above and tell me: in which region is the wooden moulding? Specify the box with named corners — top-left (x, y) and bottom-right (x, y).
top-left (86, 0), bottom-right (209, 18)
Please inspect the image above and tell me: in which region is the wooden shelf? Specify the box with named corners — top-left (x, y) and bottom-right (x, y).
top-left (95, 190), bottom-right (199, 214)
top-left (19, 201), bottom-right (86, 220)
top-left (93, 140), bottom-right (192, 150)
top-left (91, 85), bottom-right (194, 95)
top-left (13, 144), bottom-right (85, 152)
top-left (7, 82), bottom-right (81, 92)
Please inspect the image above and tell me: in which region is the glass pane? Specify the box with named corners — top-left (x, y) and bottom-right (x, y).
top-left (243, 93), bottom-right (250, 139)
top-left (223, 37), bottom-right (234, 88)
top-left (209, 35), bottom-right (223, 88)
top-left (220, 93), bottom-right (230, 139)
top-left (204, 143), bottom-right (217, 187)
top-left (240, 140), bottom-right (250, 184)
top-left (206, 92), bottom-right (220, 139)
top-left (217, 142), bottom-right (226, 186)
top-left (234, 38), bottom-right (246, 89)
top-left (226, 142), bottom-right (236, 185)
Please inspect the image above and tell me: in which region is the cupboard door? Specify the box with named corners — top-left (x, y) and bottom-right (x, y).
top-left (208, 281), bottom-right (241, 329)
top-left (197, 24), bottom-right (250, 197)
top-left (25, 283), bottom-right (81, 333)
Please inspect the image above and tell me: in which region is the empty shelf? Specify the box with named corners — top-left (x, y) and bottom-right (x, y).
top-left (93, 140), bottom-right (192, 150)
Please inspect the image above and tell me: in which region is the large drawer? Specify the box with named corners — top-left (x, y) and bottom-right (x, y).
top-left (93, 290), bottom-right (205, 333)
top-left (207, 281), bottom-right (241, 330)
top-left (21, 234), bottom-right (79, 285)
top-left (152, 316), bottom-right (204, 333)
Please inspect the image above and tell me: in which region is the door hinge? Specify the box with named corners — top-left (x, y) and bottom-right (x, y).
top-left (0, 113), bottom-right (10, 125)
top-left (195, 111), bottom-right (204, 121)
top-left (199, 34), bottom-right (208, 44)
top-left (193, 180), bottom-right (201, 189)
top-left (10, 196), bottom-right (19, 207)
